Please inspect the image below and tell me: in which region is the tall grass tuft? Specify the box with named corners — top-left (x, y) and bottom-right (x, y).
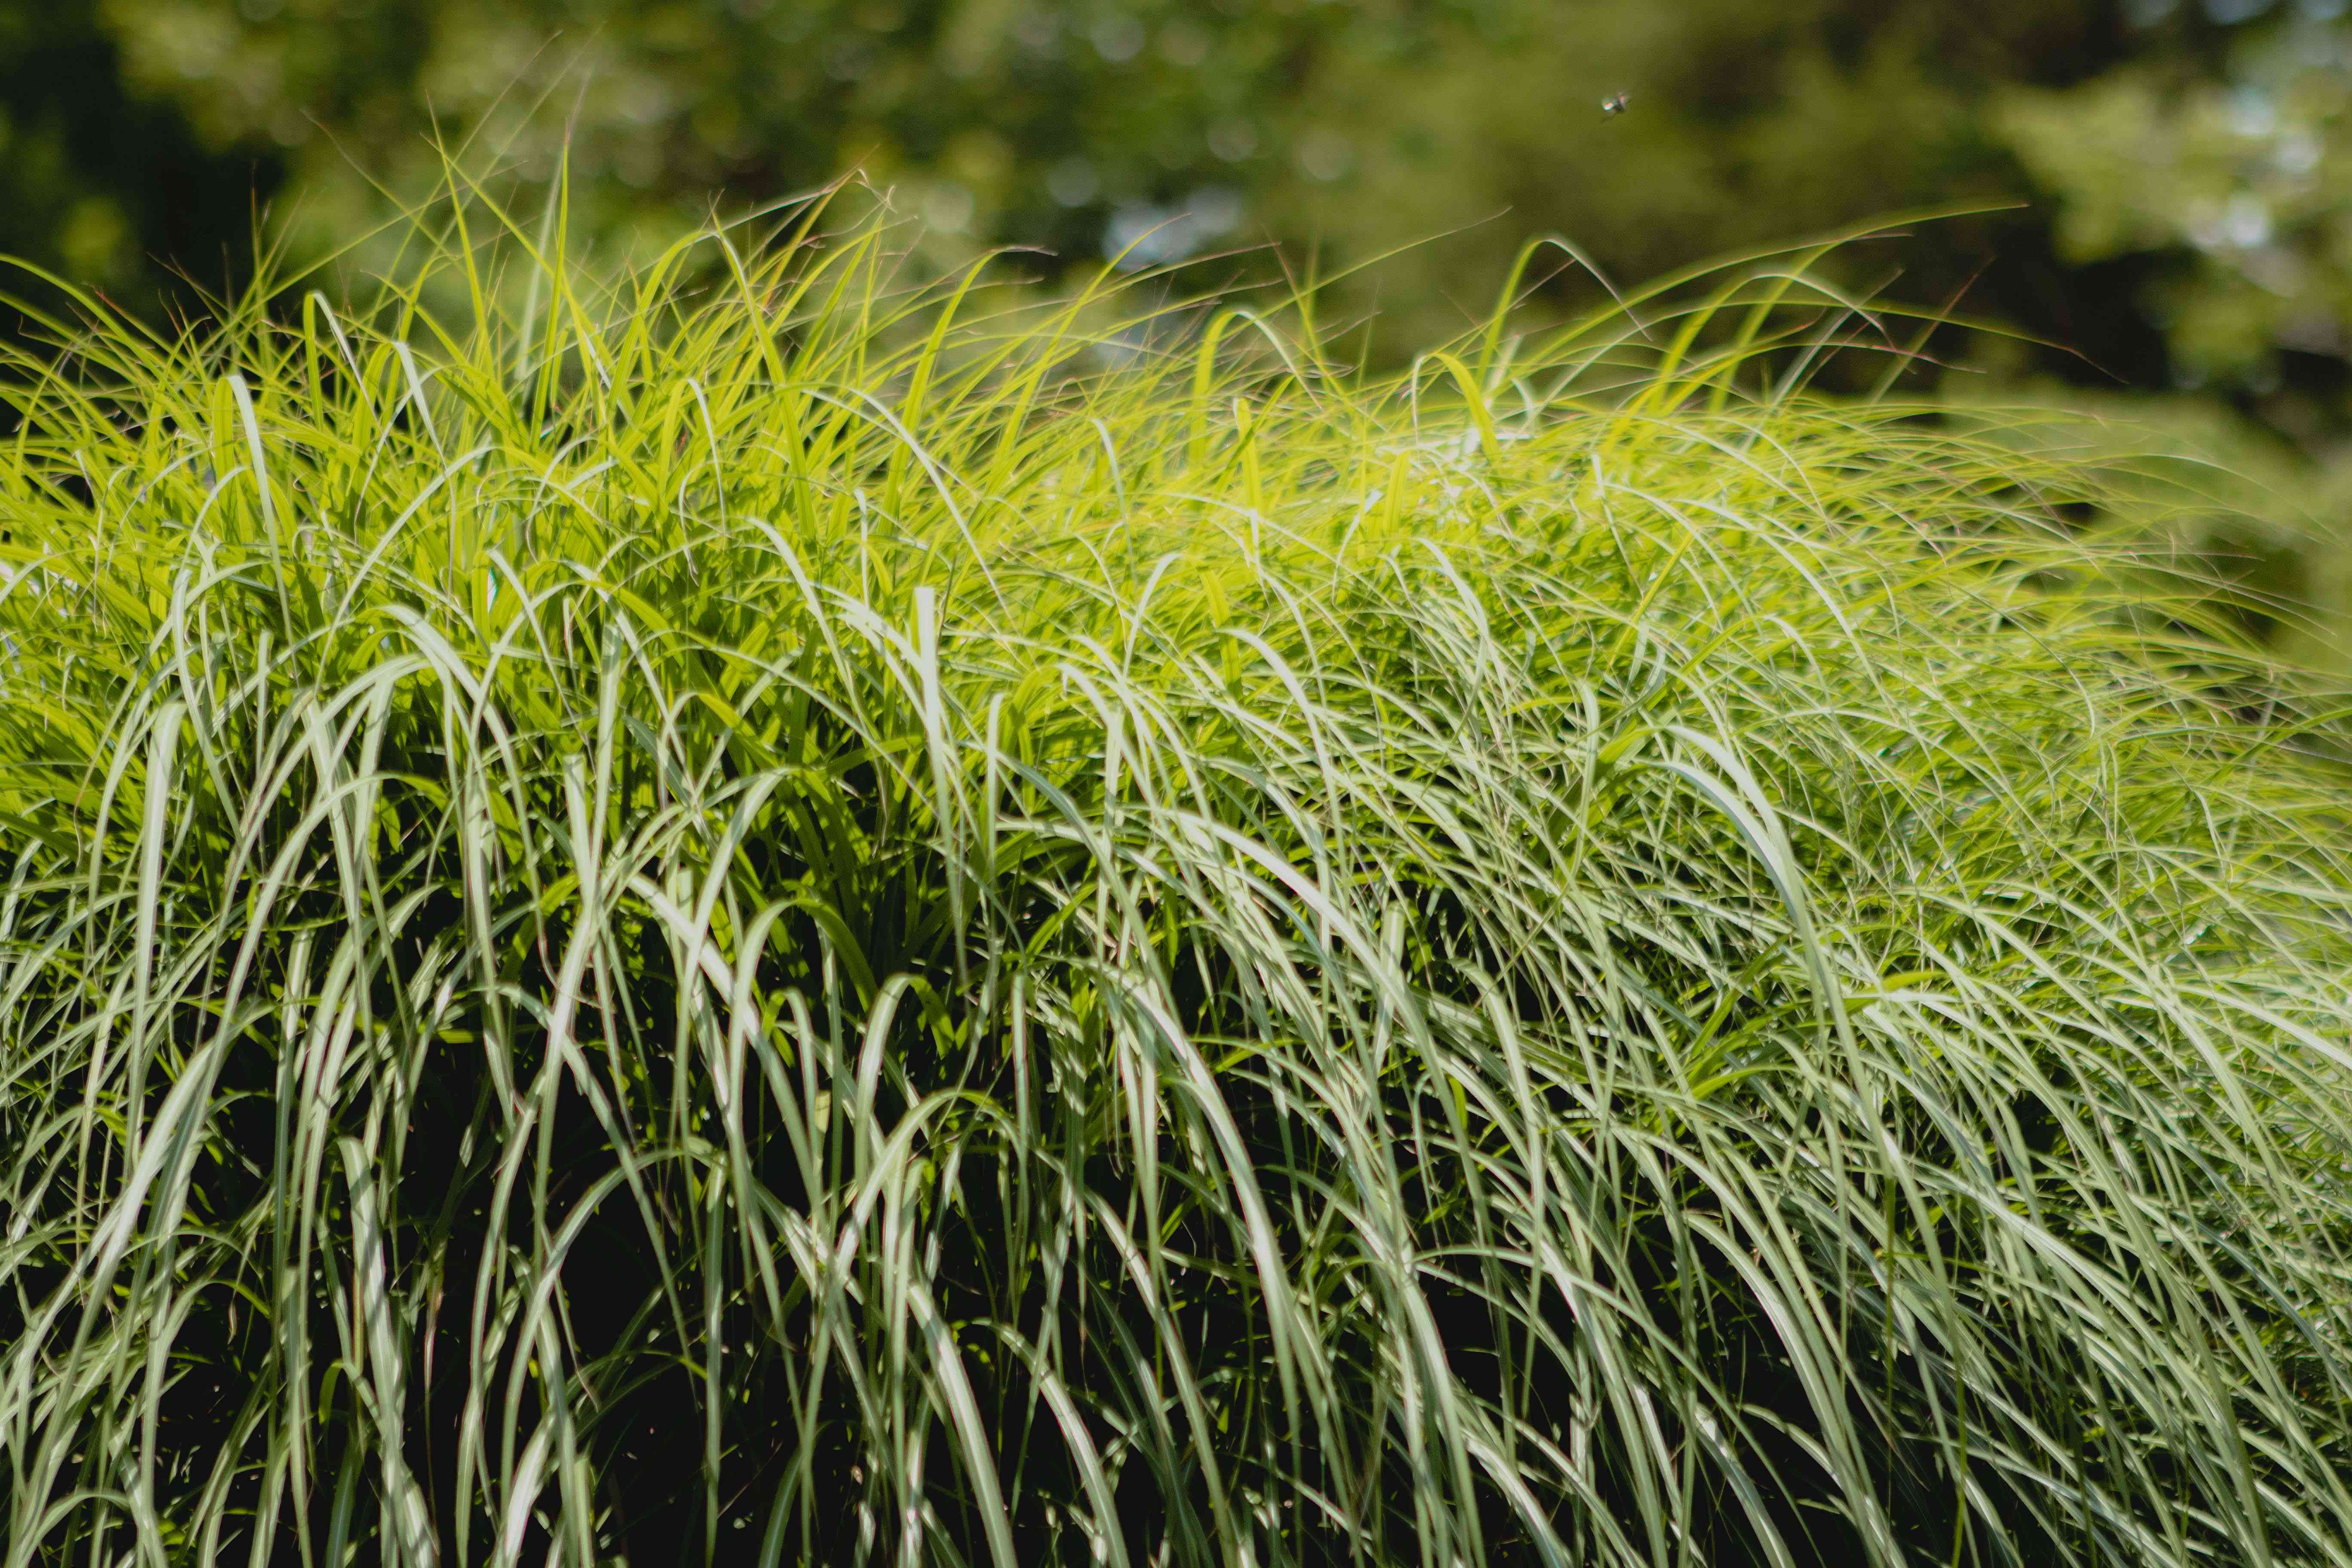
top-left (5, 189), bottom-right (2352, 1568)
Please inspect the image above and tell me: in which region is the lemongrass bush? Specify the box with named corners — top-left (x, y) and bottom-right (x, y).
top-left (5, 190), bottom-right (2352, 1568)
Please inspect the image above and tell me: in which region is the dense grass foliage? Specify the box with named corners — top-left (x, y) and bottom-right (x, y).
top-left (5, 199), bottom-right (2352, 1568)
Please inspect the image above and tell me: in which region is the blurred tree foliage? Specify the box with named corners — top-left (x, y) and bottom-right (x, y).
top-left (0, 0), bottom-right (279, 312)
top-left (40, 0), bottom-right (2144, 348)
top-left (29, 0), bottom-right (2352, 377)
top-left (21, 0), bottom-right (2352, 659)
top-left (24, 0), bottom-right (2349, 389)
top-left (2000, 1), bottom-right (2352, 441)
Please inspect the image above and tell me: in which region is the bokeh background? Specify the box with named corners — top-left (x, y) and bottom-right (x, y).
top-left (13, 0), bottom-right (2352, 658)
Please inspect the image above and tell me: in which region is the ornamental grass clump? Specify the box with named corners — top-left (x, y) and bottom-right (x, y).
top-left (4, 190), bottom-right (2352, 1568)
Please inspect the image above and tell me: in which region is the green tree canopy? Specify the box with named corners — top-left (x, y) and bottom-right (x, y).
top-left (52, 0), bottom-right (2146, 370)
